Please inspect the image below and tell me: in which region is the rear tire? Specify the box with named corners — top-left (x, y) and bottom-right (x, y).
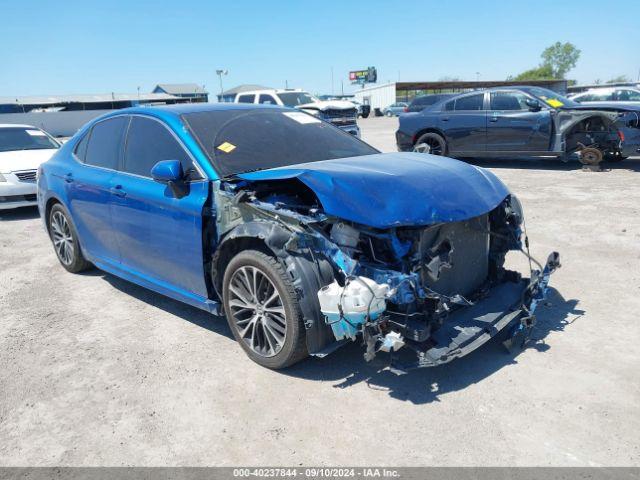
top-left (222, 250), bottom-right (308, 369)
top-left (48, 204), bottom-right (92, 273)
top-left (414, 132), bottom-right (447, 156)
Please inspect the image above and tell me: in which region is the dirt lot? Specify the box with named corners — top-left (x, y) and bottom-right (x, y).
top-left (1, 116), bottom-right (639, 466)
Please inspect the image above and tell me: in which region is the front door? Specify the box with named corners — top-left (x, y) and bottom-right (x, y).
top-left (110, 115), bottom-right (210, 298)
top-left (485, 91), bottom-right (552, 152)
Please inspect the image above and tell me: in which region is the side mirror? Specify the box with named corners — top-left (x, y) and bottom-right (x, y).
top-left (151, 160), bottom-right (188, 198)
top-left (525, 98), bottom-right (542, 112)
top-left (151, 160), bottom-right (183, 183)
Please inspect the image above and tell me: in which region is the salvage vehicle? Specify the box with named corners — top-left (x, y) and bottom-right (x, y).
top-left (234, 88), bottom-right (360, 137)
top-left (1, 124), bottom-right (60, 210)
top-left (396, 86), bottom-right (629, 165)
top-left (38, 104), bottom-right (559, 372)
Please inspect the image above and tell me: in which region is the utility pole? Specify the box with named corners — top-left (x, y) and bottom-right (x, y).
top-left (216, 69), bottom-right (228, 102)
top-left (476, 72), bottom-right (481, 82)
top-left (331, 67), bottom-right (334, 95)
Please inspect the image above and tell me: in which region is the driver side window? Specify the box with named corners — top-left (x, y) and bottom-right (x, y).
top-left (489, 91), bottom-right (529, 111)
top-left (123, 116), bottom-right (199, 179)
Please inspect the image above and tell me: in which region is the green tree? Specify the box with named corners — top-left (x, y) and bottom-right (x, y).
top-left (511, 64), bottom-right (554, 81)
top-left (540, 42), bottom-right (581, 78)
top-left (606, 75), bottom-right (632, 83)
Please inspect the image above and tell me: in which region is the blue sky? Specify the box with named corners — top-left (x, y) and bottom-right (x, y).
top-left (1, 0), bottom-right (638, 97)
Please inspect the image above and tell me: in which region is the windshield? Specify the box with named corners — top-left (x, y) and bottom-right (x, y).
top-left (182, 108), bottom-right (379, 178)
top-left (0, 127), bottom-right (60, 152)
top-left (277, 92), bottom-right (317, 107)
top-left (525, 87), bottom-right (580, 108)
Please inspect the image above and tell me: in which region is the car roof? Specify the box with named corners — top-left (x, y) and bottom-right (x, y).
top-left (91, 102), bottom-right (289, 123)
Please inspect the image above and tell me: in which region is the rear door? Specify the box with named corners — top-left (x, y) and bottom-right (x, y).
top-left (441, 93), bottom-right (487, 153)
top-left (485, 90), bottom-right (552, 152)
top-left (66, 116), bottom-right (128, 263)
top-left (109, 115), bottom-right (210, 298)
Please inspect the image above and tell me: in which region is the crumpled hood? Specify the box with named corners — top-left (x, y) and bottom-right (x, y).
top-left (238, 153), bottom-right (510, 228)
top-left (0, 148), bottom-right (58, 173)
top-left (297, 100), bottom-right (356, 112)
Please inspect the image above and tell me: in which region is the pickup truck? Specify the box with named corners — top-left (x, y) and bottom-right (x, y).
top-left (234, 89), bottom-right (360, 137)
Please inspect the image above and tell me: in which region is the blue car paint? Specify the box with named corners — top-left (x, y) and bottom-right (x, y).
top-left (240, 152), bottom-right (510, 229)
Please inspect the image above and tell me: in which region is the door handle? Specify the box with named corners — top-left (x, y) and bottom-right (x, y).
top-left (110, 185), bottom-right (127, 198)
top-left (64, 173), bottom-right (74, 183)
top-left (490, 115), bottom-right (499, 122)
top-left (441, 116), bottom-right (450, 122)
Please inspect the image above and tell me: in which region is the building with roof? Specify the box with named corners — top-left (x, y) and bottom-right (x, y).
top-left (0, 84), bottom-right (208, 137)
top-left (352, 80), bottom-right (569, 110)
top-left (217, 84), bottom-right (272, 103)
top-left (152, 84), bottom-right (208, 102)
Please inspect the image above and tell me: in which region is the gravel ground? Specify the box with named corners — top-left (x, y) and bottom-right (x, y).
top-left (0, 116), bottom-right (639, 466)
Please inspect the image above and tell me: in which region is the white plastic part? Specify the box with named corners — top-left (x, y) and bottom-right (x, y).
top-left (317, 277), bottom-right (389, 317)
top-left (379, 331), bottom-right (405, 352)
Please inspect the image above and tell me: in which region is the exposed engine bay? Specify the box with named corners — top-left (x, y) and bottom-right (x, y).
top-left (212, 172), bottom-right (560, 373)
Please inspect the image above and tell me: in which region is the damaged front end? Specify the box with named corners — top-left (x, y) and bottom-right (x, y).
top-left (213, 156), bottom-right (560, 372)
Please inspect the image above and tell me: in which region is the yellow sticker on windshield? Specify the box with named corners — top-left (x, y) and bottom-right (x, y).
top-left (545, 99), bottom-right (564, 108)
top-left (217, 141), bottom-right (236, 153)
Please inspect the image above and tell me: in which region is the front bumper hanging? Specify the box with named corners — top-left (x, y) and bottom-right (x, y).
top-left (389, 252), bottom-right (561, 373)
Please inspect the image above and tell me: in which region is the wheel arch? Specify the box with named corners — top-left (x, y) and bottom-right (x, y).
top-left (211, 220), bottom-right (336, 354)
top-left (44, 195), bottom-right (64, 234)
top-left (413, 127), bottom-right (448, 145)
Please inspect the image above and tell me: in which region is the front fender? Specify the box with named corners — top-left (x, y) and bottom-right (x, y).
top-left (213, 220), bottom-right (337, 355)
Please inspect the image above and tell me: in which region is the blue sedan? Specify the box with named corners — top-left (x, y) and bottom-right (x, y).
top-left (38, 103), bottom-right (558, 372)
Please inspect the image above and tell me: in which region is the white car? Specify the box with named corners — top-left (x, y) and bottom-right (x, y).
top-left (0, 124), bottom-right (60, 210)
top-left (233, 89), bottom-right (360, 137)
top-left (569, 86), bottom-right (640, 104)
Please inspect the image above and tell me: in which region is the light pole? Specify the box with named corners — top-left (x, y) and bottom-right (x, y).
top-left (216, 69), bottom-right (228, 102)
top-left (476, 72), bottom-right (481, 82)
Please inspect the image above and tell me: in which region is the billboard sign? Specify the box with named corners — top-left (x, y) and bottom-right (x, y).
top-left (349, 67), bottom-right (377, 85)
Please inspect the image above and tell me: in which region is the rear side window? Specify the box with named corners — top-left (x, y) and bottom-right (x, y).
top-left (616, 89), bottom-right (640, 101)
top-left (258, 94), bottom-right (276, 105)
top-left (84, 117), bottom-right (128, 170)
top-left (74, 131), bottom-right (90, 161)
top-left (237, 94), bottom-right (255, 104)
top-left (454, 94), bottom-right (484, 111)
top-left (123, 116), bottom-right (196, 178)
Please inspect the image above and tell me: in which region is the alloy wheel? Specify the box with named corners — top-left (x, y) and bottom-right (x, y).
top-left (51, 211), bottom-right (75, 266)
top-left (228, 265), bottom-right (287, 357)
top-left (424, 138), bottom-right (443, 155)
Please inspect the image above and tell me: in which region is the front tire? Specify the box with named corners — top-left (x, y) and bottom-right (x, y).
top-left (414, 132), bottom-right (447, 156)
top-left (48, 204), bottom-right (92, 273)
top-left (222, 250), bottom-right (308, 369)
